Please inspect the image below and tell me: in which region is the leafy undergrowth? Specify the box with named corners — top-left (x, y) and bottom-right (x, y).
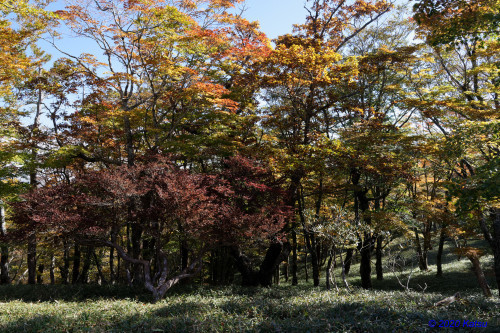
top-left (0, 284), bottom-right (498, 332)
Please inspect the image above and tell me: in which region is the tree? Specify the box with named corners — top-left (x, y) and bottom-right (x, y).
top-left (11, 155), bottom-right (289, 299)
top-left (413, 0), bottom-right (500, 46)
top-left (41, 0), bottom-right (272, 285)
top-left (411, 0), bottom-right (500, 296)
top-left (260, 0), bottom-right (392, 287)
top-left (0, 0), bottom-right (59, 286)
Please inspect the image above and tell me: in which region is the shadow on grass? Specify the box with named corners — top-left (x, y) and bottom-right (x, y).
top-left (0, 284), bottom-right (153, 302)
top-left (148, 296), bottom-right (499, 333)
top-left (0, 315), bottom-right (56, 333)
top-left (370, 270), bottom-right (498, 294)
top-left (1, 288), bottom-right (498, 333)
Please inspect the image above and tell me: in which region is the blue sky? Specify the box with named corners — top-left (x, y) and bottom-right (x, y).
top-left (239, 0), bottom-right (307, 39)
top-left (42, 0), bottom-right (308, 61)
top-left (41, 0), bottom-right (411, 62)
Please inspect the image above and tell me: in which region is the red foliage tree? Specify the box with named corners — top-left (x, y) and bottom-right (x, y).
top-left (10, 155), bottom-right (290, 300)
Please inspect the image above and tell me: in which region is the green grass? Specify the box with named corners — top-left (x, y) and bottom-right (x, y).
top-left (0, 238), bottom-right (499, 332)
top-left (343, 239), bottom-right (498, 295)
top-left (0, 284), bottom-right (498, 332)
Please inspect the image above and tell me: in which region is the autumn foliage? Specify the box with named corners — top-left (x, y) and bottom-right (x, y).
top-left (0, 0), bottom-right (499, 300)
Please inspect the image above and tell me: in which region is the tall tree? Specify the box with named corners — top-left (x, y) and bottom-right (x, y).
top-left (260, 0), bottom-right (392, 287)
top-left (412, 0), bottom-right (500, 296)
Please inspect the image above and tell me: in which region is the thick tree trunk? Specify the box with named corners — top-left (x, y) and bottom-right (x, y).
top-left (0, 200), bottom-right (10, 284)
top-left (359, 233), bottom-right (373, 289)
top-left (352, 168), bottom-right (374, 289)
top-left (231, 241), bottom-right (290, 287)
top-left (259, 241), bottom-right (290, 286)
top-left (230, 247), bottom-right (259, 286)
top-left (27, 234), bottom-right (37, 284)
top-left (101, 238), bottom-right (201, 302)
top-left (72, 244), bottom-right (81, 284)
top-left (209, 246), bottom-right (234, 285)
top-left (436, 226), bottom-right (446, 277)
top-left (0, 244), bottom-right (9, 284)
top-left (376, 235), bottom-right (383, 280)
top-left (468, 255), bottom-right (492, 297)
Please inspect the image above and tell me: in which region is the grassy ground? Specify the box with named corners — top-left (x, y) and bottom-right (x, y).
top-left (0, 239), bottom-right (499, 332)
top-left (0, 283), bottom-right (498, 332)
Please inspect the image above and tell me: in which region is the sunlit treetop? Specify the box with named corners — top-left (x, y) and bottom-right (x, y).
top-left (413, 0), bottom-right (500, 45)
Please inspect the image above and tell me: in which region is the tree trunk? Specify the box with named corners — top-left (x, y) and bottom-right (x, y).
top-left (131, 222), bottom-right (143, 285)
top-left (479, 208), bottom-right (500, 297)
top-left (259, 241), bottom-right (290, 286)
top-left (231, 241), bottom-right (290, 287)
top-left (291, 229), bottom-right (298, 285)
top-left (422, 221), bottom-right (432, 269)
top-left (60, 241), bottom-right (70, 284)
top-left (436, 226), bottom-right (446, 277)
top-left (109, 230), bottom-right (117, 284)
top-left (0, 200), bottom-right (10, 284)
top-left (305, 251), bottom-right (309, 282)
top-left (376, 235), bottom-right (383, 280)
top-left (283, 254), bottom-right (289, 282)
top-left (325, 249), bottom-right (333, 290)
top-left (49, 253), bottom-right (55, 284)
top-left (94, 250), bottom-right (107, 284)
top-left (414, 227), bottom-right (428, 271)
top-left (37, 263), bottom-right (44, 284)
top-left (490, 208), bottom-right (500, 297)
top-left (306, 231), bottom-right (320, 287)
top-left (0, 244), bottom-right (9, 284)
top-left (209, 246), bottom-right (234, 285)
top-left (344, 249), bottom-right (353, 275)
top-left (273, 265), bottom-right (280, 285)
top-left (77, 246), bottom-right (93, 284)
top-left (27, 82), bottom-right (42, 286)
top-left (359, 233), bottom-right (373, 289)
top-left (325, 248), bottom-right (335, 291)
top-left (27, 234), bottom-right (37, 284)
top-left (72, 244), bottom-right (81, 284)
top-left (298, 191), bottom-right (320, 287)
top-left (468, 255), bottom-right (492, 297)
top-left (339, 249), bottom-right (351, 290)
top-left (352, 169), bottom-right (374, 289)
top-left (230, 247), bottom-right (259, 286)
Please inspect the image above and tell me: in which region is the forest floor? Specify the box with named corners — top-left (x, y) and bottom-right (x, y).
top-left (0, 239), bottom-right (499, 332)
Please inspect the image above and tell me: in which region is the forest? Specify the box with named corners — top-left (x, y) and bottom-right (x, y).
top-left (0, 0), bottom-right (499, 332)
